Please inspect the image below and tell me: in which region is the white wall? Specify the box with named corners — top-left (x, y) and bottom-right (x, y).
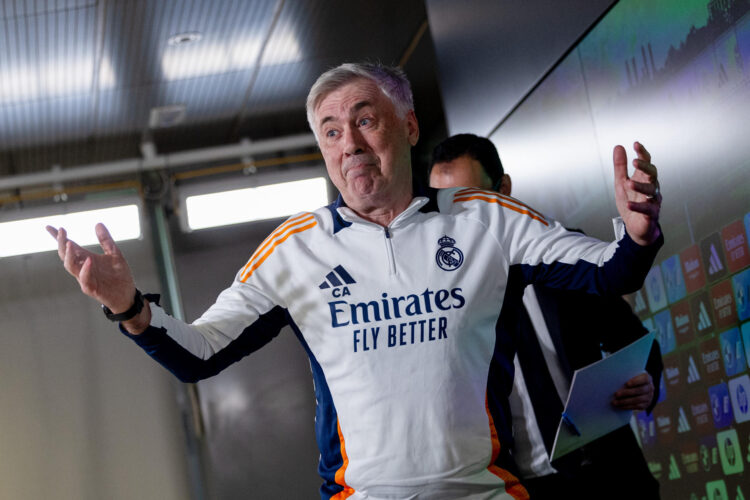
top-left (0, 235), bottom-right (191, 500)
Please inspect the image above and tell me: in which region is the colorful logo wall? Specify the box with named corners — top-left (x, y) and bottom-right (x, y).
top-left (632, 214), bottom-right (750, 499)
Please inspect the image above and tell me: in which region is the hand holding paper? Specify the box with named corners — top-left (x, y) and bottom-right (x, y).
top-left (551, 332), bottom-right (655, 461)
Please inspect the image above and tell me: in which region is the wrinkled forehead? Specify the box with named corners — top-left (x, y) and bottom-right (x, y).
top-left (314, 78), bottom-right (391, 122)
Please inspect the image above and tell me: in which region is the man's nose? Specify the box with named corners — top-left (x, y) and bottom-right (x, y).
top-left (343, 126), bottom-right (366, 155)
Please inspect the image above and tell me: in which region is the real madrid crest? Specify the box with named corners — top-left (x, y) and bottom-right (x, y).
top-left (436, 235), bottom-right (464, 271)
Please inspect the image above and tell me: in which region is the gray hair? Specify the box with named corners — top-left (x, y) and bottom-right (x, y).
top-left (306, 62), bottom-right (414, 139)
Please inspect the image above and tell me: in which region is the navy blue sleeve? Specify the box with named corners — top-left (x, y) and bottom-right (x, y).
top-left (518, 229), bottom-right (664, 296)
top-left (120, 303), bottom-right (289, 383)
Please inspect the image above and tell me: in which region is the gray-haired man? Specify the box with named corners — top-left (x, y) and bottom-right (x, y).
top-left (49, 63), bottom-right (662, 500)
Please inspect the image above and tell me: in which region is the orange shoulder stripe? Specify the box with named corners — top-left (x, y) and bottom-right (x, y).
top-left (454, 188), bottom-right (546, 220)
top-left (239, 213), bottom-right (314, 278)
top-left (239, 214), bottom-right (317, 282)
top-left (453, 194), bottom-right (549, 226)
top-left (331, 419), bottom-right (355, 499)
top-left (485, 398), bottom-right (529, 500)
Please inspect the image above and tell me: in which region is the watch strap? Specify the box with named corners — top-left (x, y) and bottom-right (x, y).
top-left (102, 289), bottom-right (144, 322)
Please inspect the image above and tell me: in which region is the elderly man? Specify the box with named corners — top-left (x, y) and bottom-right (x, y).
top-left (48, 63), bottom-right (662, 500)
top-left (430, 133), bottom-right (662, 499)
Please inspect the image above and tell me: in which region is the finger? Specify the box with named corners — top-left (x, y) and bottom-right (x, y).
top-left (46, 225), bottom-right (59, 238)
top-left (615, 386), bottom-right (650, 399)
top-left (63, 240), bottom-right (82, 275)
top-left (612, 393), bottom-right (651, 409)
top-left (612, 399), bottom-right (650, 411)
top-left (627, 200), bottom-right (660, 218)
top-left (632, 158), bottom-right (658, 180)
top-left (626, 179), bottom-right (660, 200)
top-left (633, 141), bottom-right (652, 164)
top-left (95, 223), bottom-right (122, 257)
top-left (78, 256), bottom-right (95, 296)
top-left (56, 227), bottom-right (69, 261)
top-left (613, 145), bottom-right (628, 183)
top-left (626, 373), bottom-right (651, 387)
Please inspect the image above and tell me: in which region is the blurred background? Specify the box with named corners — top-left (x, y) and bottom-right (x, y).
top-left (0, 0), bottom-right (748, 498)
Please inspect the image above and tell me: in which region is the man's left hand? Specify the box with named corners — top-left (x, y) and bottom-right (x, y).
top-left (611, 372), bottom-right (654, 411)
top-left (613, 142), bottom-right (662, 246)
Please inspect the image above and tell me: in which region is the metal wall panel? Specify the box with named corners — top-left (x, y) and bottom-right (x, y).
top-left (426, 0), bottom-right (615, 136)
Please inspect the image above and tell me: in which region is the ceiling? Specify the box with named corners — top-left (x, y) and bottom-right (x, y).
top-left (0, 0), bottom-right (445, 205)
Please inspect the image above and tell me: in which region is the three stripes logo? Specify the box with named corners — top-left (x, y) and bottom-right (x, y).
top-left (701, 234), bottom-right (727, 282)
top-left (697, 301), bottom-right (713, 331)
top-left (319, 265), bottom-right (357, 296)
top-left (677, 406), bottom-right (691, 433)
top-left (668, 454), bottom-right (681, 480)
top-left (686, 354), bottom-right (701, 384)
top-left (690, 291), bottom-right (713, 334)
top-left (708, 245), bottom-right (724, 275)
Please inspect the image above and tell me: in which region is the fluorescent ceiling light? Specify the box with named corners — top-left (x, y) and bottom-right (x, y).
top-left (0, 66), bottom-right (39, 102)
top-left (162, 43), bottom-right (230, 80)
top-left (0, 204), bottom-right (141, 258)
top-left (185, 177), bottom-right (328, 231)
top-left (231, 30), bottom-right (302, 68)
top-left (162, 27), bottom-right (302, 81)
top-left (0, 56), bottom-right (115, 103)
top-left (99, 58), bottom-right (116, 89)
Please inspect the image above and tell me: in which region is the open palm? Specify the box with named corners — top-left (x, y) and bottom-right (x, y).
top-left (46, 223), bottom-right (136, 312)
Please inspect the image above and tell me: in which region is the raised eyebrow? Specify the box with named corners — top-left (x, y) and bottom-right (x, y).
top-left (318, 100), bottom-right (373, 128)
top-left (352, 100), bottom-right (372, 114)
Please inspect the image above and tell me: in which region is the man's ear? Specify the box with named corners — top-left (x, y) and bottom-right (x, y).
top-left (499, 174), bottom-right (512, 196)
top-left (406, 110), bottom-right (419, 146)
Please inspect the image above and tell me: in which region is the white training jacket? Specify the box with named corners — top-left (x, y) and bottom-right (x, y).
top-left (124, 186), bottom-right (661, 500)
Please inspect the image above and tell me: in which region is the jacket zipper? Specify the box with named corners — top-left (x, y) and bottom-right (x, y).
top-left (383, 227), bottom-right (396, 275)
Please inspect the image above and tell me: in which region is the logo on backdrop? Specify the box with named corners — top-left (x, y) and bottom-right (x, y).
top-left (645, 265), bottom-right (668, 312)
top-left (720, 328), bottom-right (745, 377)
top-left (699, 338), bottom-right (723, 384)
top-left (732, 267), bottom-right (750, 322)
top-left (721, 219), bottom-right (750, 272)
top-left (661, 254), bottom-right (687, 303)
top-left (700, 233), bottom-right (728, 283)
top-left (728, 374), bottom-right (750, 424)
top-left (717, 428), bottom-right (743, 475)
top-left (709, 382), bottom-right (733, 429)
top-left (690, 290), bottom-right (714, 335)
top-left (680, 244), bottom-right (706, 293)
top-left (435, 235), bottom-right (464, 271)
top-left (710, 280), bottom-right (738, 329)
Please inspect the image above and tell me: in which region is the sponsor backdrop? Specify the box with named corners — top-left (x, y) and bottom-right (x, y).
top-left (492, 0), bottom-right (750, 498)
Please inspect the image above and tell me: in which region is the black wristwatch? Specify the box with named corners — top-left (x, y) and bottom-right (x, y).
top-left (102, 289), bottom-right (144, 322)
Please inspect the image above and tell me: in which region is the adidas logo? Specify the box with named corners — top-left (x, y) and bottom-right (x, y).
top-left (319, 265), bottom-right (357, 291)
top-left (677, 407), bottom-right (691, 433)
top-left (687, 355), bottom-right (701, 383)
top-left (708, 244), bottom-right (724, 275)
top-left (668, 453), bottom-right (681, 480)
top-left (697, 301), bottom-right (712, 331)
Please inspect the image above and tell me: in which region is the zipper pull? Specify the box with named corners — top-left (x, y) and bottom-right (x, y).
top-left (384, 227), bottom-right (391, 238)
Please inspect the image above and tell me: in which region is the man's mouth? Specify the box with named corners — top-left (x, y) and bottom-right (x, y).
top-left (343, 156), bottom-right (377, 177)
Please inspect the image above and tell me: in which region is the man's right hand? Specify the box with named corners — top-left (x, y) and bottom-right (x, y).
top-left (46, 222), bottom-right (150, 334)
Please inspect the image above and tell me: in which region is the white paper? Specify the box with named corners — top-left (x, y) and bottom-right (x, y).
top-left (550, 332), bottom-right (655, 461)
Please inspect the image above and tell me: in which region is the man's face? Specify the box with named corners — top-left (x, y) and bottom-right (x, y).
top-left (314, 78), bottom-right (419, 211)
top-left (429, 155), bottom-right (493, 190)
